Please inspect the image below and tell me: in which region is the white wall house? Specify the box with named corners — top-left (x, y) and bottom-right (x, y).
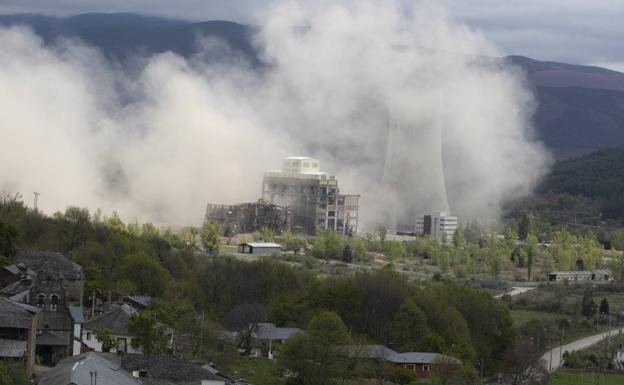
top-left (81, 304), bottom-right (142, 354)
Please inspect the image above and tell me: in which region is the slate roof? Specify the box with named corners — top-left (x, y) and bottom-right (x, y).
top-left (38, 352), bottom-right (140, 385)
top-left (0, 298), bottom-right (38, 329)
top-left (387, 352), bottom-right (460, 365)
top-left (69, 306), bottom-right (85, 323)
top-left (125, 295), bottom-right (152, 309)
top-left (119, 354), bottom-right (227, 384)
top-left (14, 250), bottom-right (83, 279)
top-left (0, 339), bottom-right (27, 358)
top-left (85, 303), bottom-right (136, 335)
top-left (37, 330), bottom-right (71, 346)
top-left (253, 323), bottom-right (302, 340)
top-left (335, 345), bottom-right (398, 359)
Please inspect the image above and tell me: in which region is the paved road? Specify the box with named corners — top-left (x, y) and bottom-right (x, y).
top-left (542, 327), bottom-right (624, 372)
top-left (494, 286), bottom-right (536, 298)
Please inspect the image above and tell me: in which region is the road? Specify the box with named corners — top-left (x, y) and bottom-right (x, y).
top-left (494, 286), bottom-right (536, 298)
top-left (541, 327), bottom-right (624, 372)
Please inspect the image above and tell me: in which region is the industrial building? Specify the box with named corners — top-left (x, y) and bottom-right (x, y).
top-left (548, 270), bottom-right (614, 282)
top-left (237, 242), bottom-right (283, 256)
top-left (262, 157), bottom-right (360, 235)
top-left (413, 212), bottom-right (458, 241)
top-left (204, 200), bottom-right (292, 235)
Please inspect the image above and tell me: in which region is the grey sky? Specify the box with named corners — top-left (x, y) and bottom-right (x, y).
top-left (0, 0), bottom-right (622, 69)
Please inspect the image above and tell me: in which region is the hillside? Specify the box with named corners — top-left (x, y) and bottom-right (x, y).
top-left (1, 13), bottom-right (624, 159)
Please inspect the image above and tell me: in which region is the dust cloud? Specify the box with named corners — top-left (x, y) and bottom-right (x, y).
top-left (0, 1), bottom-right (550, 229)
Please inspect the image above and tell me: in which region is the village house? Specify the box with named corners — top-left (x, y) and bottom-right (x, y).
top-left (0, 298), bottom-right (39, 376)
top-left (387, 352), bottom-right (461, 379)
top-left (82, 303), bottom-right (140, 353)
top-left (336, 345), bottom-right (460, 380)
top-left (248, 323), bottom-right (302, 359)
top-left (0, 251), bottom-right (86, 365)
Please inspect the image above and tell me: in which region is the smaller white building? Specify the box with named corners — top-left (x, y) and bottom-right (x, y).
top-left (416, 212), bottom-right (458, 241)
top-left (82, 304), bottom-right (141, 354)
top-left (238, 242), bottom-right (282, 256)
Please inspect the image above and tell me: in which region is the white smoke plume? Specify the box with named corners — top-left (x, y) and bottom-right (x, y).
top-left (0, 1), bottom-right (550, 228)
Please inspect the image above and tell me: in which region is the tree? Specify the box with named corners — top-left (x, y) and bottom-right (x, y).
top-left (0, 220), bottom-right (17, 261)
top-left (307, 311), bottom-right (349, 345)
top-left (599, 298), bottom-right (609, 315)
top-left (452, 228), bottom-right (465, 248)
top-left (114, 252), bottom-right (170, 297)
top-left (95, 328), bottom-right (117, 352)
top-left (576, 257), bottom-right (585, 271)
top-left (342, 244), bottom-right (353, 263)
top-left (201, 223), bottom-right (220, 255)
top-left (581, 289), bottom-right (598, 319)
top-left (518, 211), bottom-right (532, 240)
top-left (430, 357), bottom-right (478, 385)
top-left (500, 338), bottom-right (547, 385)
top-left (126, 312), bottom-right (169, 354)
top-left (526, 234), bottom-right (538, 281)
top-left (279, 311), bottom-right (349, 385)
top-left (378, 225), bottom-right (387, 245)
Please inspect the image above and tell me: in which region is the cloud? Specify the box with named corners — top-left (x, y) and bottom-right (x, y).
top-left (1, 0), bottom-right (623, 65)
top-left (0, 1), bottom-right (551, 229)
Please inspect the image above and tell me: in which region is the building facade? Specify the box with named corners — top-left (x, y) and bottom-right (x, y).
top-left (414, 212), bottom-right (458, 241)
top-left (262, 157), bottom-right (359, 235)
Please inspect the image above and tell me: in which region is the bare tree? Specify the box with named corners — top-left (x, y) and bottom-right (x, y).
top-left (501, 338), bottom-right (548, 385)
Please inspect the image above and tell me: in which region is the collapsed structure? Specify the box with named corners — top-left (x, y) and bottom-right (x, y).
top-left (262, 157), bottom-right (359, 235)
top-left (205, 156), bottom-right (360, 236)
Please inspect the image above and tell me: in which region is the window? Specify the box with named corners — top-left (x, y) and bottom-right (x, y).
top-left (423, 365), bottom-right (430, 372)
top-left (50, 295), bottom-right (59, 312)
top-left (37, 294), bottom-right (45, 310)
top-left (86, 332), bottom-right (92, 341)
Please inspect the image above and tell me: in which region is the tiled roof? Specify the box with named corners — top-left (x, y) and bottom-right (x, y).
top-left (253, 323), bottom-right (302, 340)
top-left (336, 345), bottom-right (398, 359)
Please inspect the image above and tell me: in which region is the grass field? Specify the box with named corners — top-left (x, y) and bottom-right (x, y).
top-left (510, 309), bottom-right (558, 326)
top-left (548, 370), bottom-right (624, 385)
top-left (224, 357), bottom-right (286, 385)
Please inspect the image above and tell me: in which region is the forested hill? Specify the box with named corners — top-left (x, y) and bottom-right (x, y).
top-left (536, 146), bottom-right (624, 220)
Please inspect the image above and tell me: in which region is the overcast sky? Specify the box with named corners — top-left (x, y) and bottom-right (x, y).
top-left (0, 0), bottom-right (622, 70)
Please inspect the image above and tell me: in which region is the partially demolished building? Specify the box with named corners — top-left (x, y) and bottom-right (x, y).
top-left (205, 156), bottom-right (360, 236)
top-left (262, 157), bottom-right (359, 235)
top-left (204, 200), bottom-right (293, 235)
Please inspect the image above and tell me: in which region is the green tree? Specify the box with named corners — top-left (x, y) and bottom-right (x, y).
top-left (201, 223), bottom-right (220, 255)
top-left (95, 328), bottom-right (117, 352)
top-left (0, 220), bottom-right (17, 261)
top-left (342, 244), bottom-right (353, 263)
top-left (526, 234), bottom-right (538, 281)
top-left (452, 228), bottom-right (465, 248)
top-left (126, 312), bottom-right (169, 354)
top-left (114, 252), bottom-right (170, 297)
top-left (378, 225), bottom-right (387, 245)
top-left (599, 298), bottom-right (609, 315)
top-left (518, 211), bottom-right (532, 240)
top-left (307, 310), bottom-right (349, 345)
top-left (581, 289), bottom-right (598, 319)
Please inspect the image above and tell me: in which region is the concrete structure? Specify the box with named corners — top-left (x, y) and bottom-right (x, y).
top-left (413, 212), bottom-right (458, 241)
top-left (205, 200), bottom-right (292, 235)
top-left (262, 157), bottom-right (359, 235)
top-left (548, 270), bottom-right (614, 282)
top-left (237, 242), bottom-right (282, 256)
top-left (0, 298), bottom-right (39, 376)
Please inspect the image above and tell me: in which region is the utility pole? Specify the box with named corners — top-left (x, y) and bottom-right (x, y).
top-left (33, 192), bottom-right (40, 211)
